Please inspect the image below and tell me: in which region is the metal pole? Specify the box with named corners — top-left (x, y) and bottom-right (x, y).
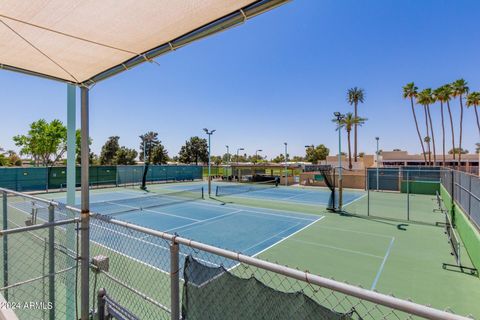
top-left (80, 86), bottom-right (90, 320)
top-left (338, 127), bottom-right (343, 211)
top-left (65, 84), bottom-right (76, 320)
top-left (407, 171), bottom-right (410, 220)
top-left (284, 143), bottom-right (288, 186)
top-left (97, 288), bottom-right (106, 320)
top-left (48, 204), bottom-right (55, 320)
top-left (2, 192), bottom-right (8, 300)
top-left (208, 134), bottom-right (211, 195)
top-left (170, 242), bottom-right (180, 320)
top-left (376, 137), bottom-right (379, 191)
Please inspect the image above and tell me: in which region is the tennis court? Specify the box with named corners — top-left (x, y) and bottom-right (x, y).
top-left (150, 181), bottom-right (365, 207)
top-left (18, 188), bottom-right (321, 271)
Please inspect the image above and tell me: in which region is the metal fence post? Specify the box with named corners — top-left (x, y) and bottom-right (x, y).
top-left (2, 191), bottom-right (8, 300)
top-left (48, 204), bottom-right (55, 320)
top-left (468, 175), bottom-right (472, 218)
top-left (367, 170), bottom-right (370, 216)
top-left (97, 288), bottom-right (106, 320)
top-left (170, 241), bottom-right (180, 320)
top-left (80, 86), bottom-right (90, 320)
top-left (407, 171), bottom-right (410, 221)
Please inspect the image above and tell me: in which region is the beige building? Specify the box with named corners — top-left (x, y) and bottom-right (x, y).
top-left (380, 150), bottom-right (479, 170)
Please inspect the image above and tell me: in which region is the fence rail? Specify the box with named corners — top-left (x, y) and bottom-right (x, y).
top-left (0, 186), bottom-right (474, 319)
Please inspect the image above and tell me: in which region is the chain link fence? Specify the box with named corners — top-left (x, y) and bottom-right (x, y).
top-left (0, 187), bottom-right (473, 320)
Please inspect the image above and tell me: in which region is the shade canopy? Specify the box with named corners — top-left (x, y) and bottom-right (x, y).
top-left (0, 0), bottom-right (287, 85)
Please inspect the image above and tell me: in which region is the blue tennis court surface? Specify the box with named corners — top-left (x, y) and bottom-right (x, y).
top-left (158, 181), bottom-right (365, 206)
top-left (19, 189), bottom-right (321, 271)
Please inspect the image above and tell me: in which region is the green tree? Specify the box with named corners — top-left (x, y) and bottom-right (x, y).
top-left (5, 150), bottom-right (22, 166)
top-left (403, 82), bottom-right (427, 165)
top-left (248, 154), bottom-right (264, 163)
top-left (75, 130), bottom-right (94, 164)
top-left (151, 145), bottom-right (169, 164)
top-left (433, 86), bottom-right (455, 166)
top-left (305, 144), bottom-right (329, 163)
top-left (0, 148), bottom-right (7, 166)
top-left (178, 137), bottom-right (208, 165)
top-left (448, 147), bottom-right (468, 155)
top-left (451, 79), bottom-right (469, 165)
top-left (417, 89), bottom-right (436, 165)
top-left (347, 87), bottom-right (365, 162)
top-left (99, 136), bottom-right (120, 165)
top-left (13, 119), bottom-right (67, 166)
top-left (292, 156), bottom-right (305, 162)
top-left (230, 154), bottom-right (247, 163)
top-left (139, 132), bottom-right (161, 162)
top-left (333, 113), bottom-right (367, 170)
top-left (114, 147), bottom-right (138, 165)
top-left (211, 156), bottom-right (222, 166)
top-left (466, 92), bottom-right (480, 136)
top-left (272, 154), bottom-right (288, 163)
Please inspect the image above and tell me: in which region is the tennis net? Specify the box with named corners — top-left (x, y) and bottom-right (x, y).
top-left (215, 180), bottom-right (277, 197)
top-left (90, 187), bottom-right (204, 217)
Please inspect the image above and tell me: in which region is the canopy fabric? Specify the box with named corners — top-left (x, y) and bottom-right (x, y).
top-left (0, 0), bottom-right (284, 85)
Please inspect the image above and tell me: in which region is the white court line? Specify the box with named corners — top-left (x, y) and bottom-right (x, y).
top-left (371, 237), bottom-right (395, 290)
top-left (282, 190), bottom-right (318, 200)
top-left (196, 200), bottom-right (318, 222)
top-left (289, 238), bottom-right (384, 259)
top-left (343, 193), bottom-right (368, 207)
top-left (103, 201), bottom-right (200, 222)
top-left (165, 209), bottom-right (245, 234)
top-left (242, 222), bottom-right (301, 253)
top-left (163, 209), bottom-right (243, 233)
top-left (316, 226), bottom-right (393, 239)
top-left (252, 216), bottom-right (325, 258)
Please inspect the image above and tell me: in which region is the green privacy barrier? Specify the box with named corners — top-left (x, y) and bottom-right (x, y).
top-left (440, 184), bottom-right (480, 275)
top-left (0, 167), bottom-right (48, 192)
top-left (117, 165), bottom-right (202, 185)
top-left (48, 166), bottom-right (117, 189)
top-left (0, 165), bottom-right (202, 191)
top-left (400, 181), bottom-right (440, 195)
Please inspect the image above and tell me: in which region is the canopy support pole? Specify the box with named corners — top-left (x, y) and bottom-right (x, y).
top-left (66, 84), bottom-right (76, 319)
top-left (80, 86), bottom-right (90, 320)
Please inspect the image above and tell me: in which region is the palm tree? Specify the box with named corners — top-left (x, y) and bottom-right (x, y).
top-left (466, 91), bottom-right (480, 136)
top-left (403, 83), bottom-right (427, 165)
top-left (451, 79), bottom-right (469, 166)
top-left (333, 112), bottom-right (367, 169)
top-left (433, 87), bottom-right (447, 166)
top-left (440, 84), bottom-right (456, 163)
top-left (417, 89), bottom-right (436, 165)
top-left (347, 87), bottom-right (365, 163)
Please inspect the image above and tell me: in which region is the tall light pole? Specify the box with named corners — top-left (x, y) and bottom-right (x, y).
top-left (203, 128), bottom-right (216, 196)
top-left (236, 147), bottom-right (244, 181)
top-left (334, 112), bottom-right (345, 211)
top-left (225, 145), bottom-right (230, 164)
top-left (284, 142), bottom-right (288, 186)
top-left (376, 137), bottom-right (380, 191)
top-left (255, 149), bottom-right (262, 164)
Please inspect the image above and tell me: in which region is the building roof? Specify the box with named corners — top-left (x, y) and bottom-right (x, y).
top-left (0, 0), bottom-right (287, 85)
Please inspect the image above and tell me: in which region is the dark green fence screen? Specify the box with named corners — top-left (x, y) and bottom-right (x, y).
top-left (0, 165), bottom-right (202, 191)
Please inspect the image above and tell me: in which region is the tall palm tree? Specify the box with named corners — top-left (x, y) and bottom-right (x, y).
top-left (403, 82), bottom-right (427, 165)
top-left (433, 87), bottom-right (447, 166)
top-left (451, 79), bottom-right (469, 166)
top-left (333, 112), bottom-right (367, 169)
top-left (417, 89), bottom-right (436, 165)
top-left (440, 84), bottom-right (456, 162)
top-left (347, 87), bottom-right (365, 163)
top-left (466, 91), bottom-right (480, 136)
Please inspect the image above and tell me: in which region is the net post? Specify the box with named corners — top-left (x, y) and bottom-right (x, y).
top-left (48, 204), bottom-right (56, 320)
top-left (2, 191), bottom-right (8, 300)
top-left (170, 240), bottom-right (180, 320)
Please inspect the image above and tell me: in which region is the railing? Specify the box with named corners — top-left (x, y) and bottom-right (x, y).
top-left (442, 169), bottom-right (480, 231)
top-left (0, 187), bottom-right (474, 319)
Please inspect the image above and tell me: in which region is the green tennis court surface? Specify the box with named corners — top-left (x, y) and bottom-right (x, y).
top-left (6, 183), bottom-right (480, 318)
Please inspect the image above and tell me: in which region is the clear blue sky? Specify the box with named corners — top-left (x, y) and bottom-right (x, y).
top-left (1, 0), bottom-right (479, 159)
